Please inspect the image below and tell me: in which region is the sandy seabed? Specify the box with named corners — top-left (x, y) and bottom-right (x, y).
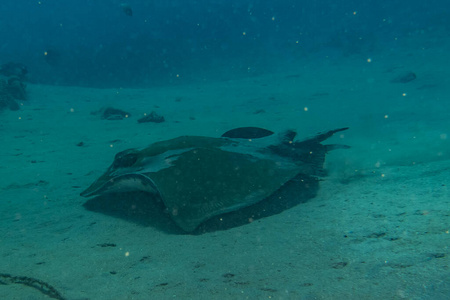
top-left (1, 45), bottom-right (450, 299)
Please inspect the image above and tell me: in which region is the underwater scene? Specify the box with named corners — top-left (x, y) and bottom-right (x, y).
top-left (1, 1), bottom-right (449, 299)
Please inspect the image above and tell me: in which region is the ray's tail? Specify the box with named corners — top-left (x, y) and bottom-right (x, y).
top-left (270, 127), bottom-right (350, 176)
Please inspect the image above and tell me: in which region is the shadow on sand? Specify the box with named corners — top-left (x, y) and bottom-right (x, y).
top-left (83, 173), bottom-right (320, 235)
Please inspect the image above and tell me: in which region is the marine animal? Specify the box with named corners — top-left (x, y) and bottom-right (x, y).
top-left (121, 3), bottom-right (133, 16)
top-left (81, 127), bottom-right (349, 232)
top-left (43, 49), bottom-right (61, 67)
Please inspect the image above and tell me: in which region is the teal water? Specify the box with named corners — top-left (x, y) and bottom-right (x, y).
top-left (1, 1), bottom-right (449, 299)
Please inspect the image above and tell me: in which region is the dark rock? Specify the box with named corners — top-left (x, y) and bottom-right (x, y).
top-left (0, 62), bottom-right (27, 80)
top-left (105, 114), bottom-right (125, 121)
top-left (0, 77), bottom-right (24, 111)
top-left (331, 261), bottom-right (348, 269)
top-left (97, 243), bottom-right (116, 247)
top-left (391, 71), bottom-right (416, 83)
top-left (7, 77), bottom-right (27, 100)
top-left (137, 111), bottom-right (165, 123)
top-left (0, 94), bottom-right (19, 111)
top-left (91, 107), bottom-right (131, 120)
top-left (428, 253), bottom-right (445, 259)
top-left (253, 109), bottom-right (266, 114)
top-left (8, 99), bottom-right (20, 111)
top-left (102, 107), bottom-right (130, 120)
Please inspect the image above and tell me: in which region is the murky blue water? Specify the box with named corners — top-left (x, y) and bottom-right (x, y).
top-left (1, 1), bottom-right (449, 299)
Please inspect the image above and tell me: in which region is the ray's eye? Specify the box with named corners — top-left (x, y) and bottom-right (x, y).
top-left (113, 150), bottom-right (138, 168)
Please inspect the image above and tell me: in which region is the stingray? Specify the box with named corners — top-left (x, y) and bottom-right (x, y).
top-left (81, 127), bottom-right (349, 232)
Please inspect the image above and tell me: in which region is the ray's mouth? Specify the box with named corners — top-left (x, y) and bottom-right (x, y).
top-left (80, 173), bottom-right (160, 198)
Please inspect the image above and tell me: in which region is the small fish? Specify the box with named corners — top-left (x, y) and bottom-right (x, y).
top-left (121, 3), bottom-right (132, 16)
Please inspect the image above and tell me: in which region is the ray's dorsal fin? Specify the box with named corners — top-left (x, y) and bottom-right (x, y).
top-left (221, 127), bottom-right (274, 139)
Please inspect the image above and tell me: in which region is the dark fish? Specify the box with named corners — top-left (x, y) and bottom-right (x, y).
top-left (43, 49), bottom-right (61, 66)
top-left (121, 3), bottom-right (132, 16)
top-left (221, 127), bottom-right (274, 139)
